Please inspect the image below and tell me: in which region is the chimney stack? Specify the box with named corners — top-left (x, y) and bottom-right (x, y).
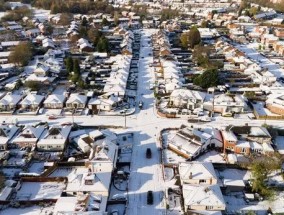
top-left (189, 172), bottom-right (192, 179)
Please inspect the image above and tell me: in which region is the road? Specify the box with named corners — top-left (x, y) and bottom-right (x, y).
top-left (126, 29), bottom-right (165, 215)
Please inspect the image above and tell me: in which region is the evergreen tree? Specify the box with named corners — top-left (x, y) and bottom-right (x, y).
top-left (188, 26), bottom-right (201, 48)
top-left (73, 59), bottom-right (80, 74)
top-left (65, 57), bottom-right (73, 74)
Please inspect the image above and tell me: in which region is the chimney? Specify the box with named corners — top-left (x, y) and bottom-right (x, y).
top-left (189, 172), bottom-right (192, 179)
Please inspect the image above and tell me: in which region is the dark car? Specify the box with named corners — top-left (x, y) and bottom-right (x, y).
top-left (146, 148), bottom-right (152, 158)
top-left (147, 191), bottom-right (153, 205)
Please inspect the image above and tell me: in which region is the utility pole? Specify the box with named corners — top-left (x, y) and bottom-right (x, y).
top-left (124, 110), bottom-right (127, 128)
top-left (121, 109), bottom-right (128, 128)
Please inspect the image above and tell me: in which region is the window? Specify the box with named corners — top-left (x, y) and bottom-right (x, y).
top-left (206, 206), bottom-right (213, 210)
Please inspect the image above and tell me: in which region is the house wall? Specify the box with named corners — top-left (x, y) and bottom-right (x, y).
top-left (235, 146), bottom-right (250, 155)
top-left (97, 104), bottom-right (112, 111)
top-left (66, 103), bottom-right (85, 109)
top-left (15, 141), bottom-right (37, 148)
top-left (37, 143), bottom-right (65, 151)
top-left (187, 204), bottom-right (225, 211)
top-left (182, 178), bottom-right (217, 185)
top-left (223, 138), bottom-right (237, 151)
top-left (44, 103), bottom-right (63, 109)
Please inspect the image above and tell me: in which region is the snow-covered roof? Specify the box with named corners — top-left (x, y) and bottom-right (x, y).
top-left (20, 93), bottom-right (45, 106)
top-left (37, 126), bottom-right (71, 147)
top-left (13, 125), bottom-right (45, 143)
top-left (182, 184), bottom-right (225, 208)
top-left (44, 94), bottom-right (66, 104)
top-left (0, 124), bottom-right (19, 146)
top-left (179, 162), bottom-right (217, 182)
top-left (0, 94), bottom-right (22, 106)
top-left (170, 89), bottom-right (206, 101)
top-left (66, 93), bottom-right (87, 105)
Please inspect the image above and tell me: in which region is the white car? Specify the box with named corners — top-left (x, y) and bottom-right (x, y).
top-left (111, 194), bottom-right (127, 201)
top-left (111, 209), bottom-right (119, 215)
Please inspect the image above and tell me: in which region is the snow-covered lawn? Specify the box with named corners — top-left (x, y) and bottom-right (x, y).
top-left (195, 150), bottom-right (226, 163)
top-left (163, 149), bottom-right (186, 164)
top-left (1, 205), bottom-right (55, 215)
top-left (16, 181), bottom-right (65, 201)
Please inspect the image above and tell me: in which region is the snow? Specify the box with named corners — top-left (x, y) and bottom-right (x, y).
top-left (236, 43), bottom-right (284, 79)
top-left (28, 162), bottom-right (45, 174)
top-left (1, 29), bottom-right (284, 215)
top-left (32, 8), bottom-right (51, 22)
top-left (275, 136), bottom-right (284, 154)
top-left (224, 190), bottom-right (284, 214)
top-left (16, 181), bottom-right (65, 200)
top-left (1, 205), bottom-right (55, 215)
top-left (196, 150), bottom-right (226, 163)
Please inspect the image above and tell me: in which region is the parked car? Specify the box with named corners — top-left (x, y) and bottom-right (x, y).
top-left (61, 122), bottom-right (73, 126)
top-left (111, 209), bottom-right (119, 215)
top-left (111, 194), bottom-right (127, 201)
top-left (48, 114), bottom-right (57, 120)
top-left (147, 191), bottom-right (153, 205)
top-left (146, 148), bottom-right (152, 158)
top-left (139, 101), bottom-right (143, 109)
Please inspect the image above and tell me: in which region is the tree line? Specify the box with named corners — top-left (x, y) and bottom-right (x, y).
top-left (31, 0), bottom-right (114, 15)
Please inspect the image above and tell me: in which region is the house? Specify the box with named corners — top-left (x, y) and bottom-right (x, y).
top-left (42, 38), bottom-right (55, 49)
top-left (179, 161), bottom-right (226, 212)
top-left (77, 38), bottom-right (93, 52)
top-left (91, 133), bottom-right (118, 168)
top-left (12, 126), bottom-right (45, 148)
top-left (0, 93), bottom-right (22, 112)
top-left (179, 162), bottom-right (218, 185)
top-left (0, 41), bottom-right (20, 50)
top-left (19, 93), bottom-right (45, 111)
top-left (266, 93), bottom-right (284, 115)
top-left (48, 162), bottom-right (113, 197)
top-left (182, 184), bottom-right (226, 212)
top-left (37, 126), bottom-right (71, 151)
top-left (26, 28), bottom-right (41, 38)
top-left (222, 125), bottom-right (274, 155)
top-left (204, 94), bottom-right (246, 116)
top-left (54, 192), bottom-right (107, 214)
top-left (66, 93), bottom-right (88, 109)
top-left (0, 124), bottom-right (19, 150)
top-left (169, 89), bottom-right (206, 110)
top-left (261, 34), bottom-right (279, 48)
top-left (168, 126), bottom-right (223, 159)
top-left (274, 29), bottom-right (284, 39)
top-left (88, 94), bottom-right (122, 112)
top-left (44, 94), bottom-right (66, 109)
